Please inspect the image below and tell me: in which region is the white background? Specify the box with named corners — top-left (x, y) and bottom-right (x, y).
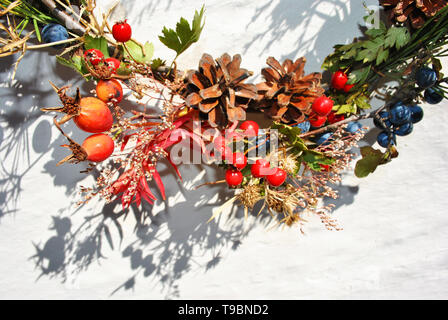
top-left (1, 0), bottom-right (448, 299)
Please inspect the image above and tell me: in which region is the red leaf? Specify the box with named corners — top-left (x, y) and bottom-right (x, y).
top-left (152, 169), bottom-right (166, 201)
top-left (168, 156), bottom-right (183, 182)
top-left (121, 134), bottom-right (134, 152)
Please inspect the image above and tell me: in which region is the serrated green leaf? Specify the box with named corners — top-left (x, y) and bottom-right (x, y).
top-left (384, 27), bottom-right (410, 50)
top-left (347, 66), bottom-right (371, 85)
top-left (84, 35), bottom-right (110, 58)
top-left (355, 146), bottom-right (385, 178)
top-left (122, 41), bottom-right (154, 64)
top-left (159, 6), bottom-right (205, 58)
top-left (335, 103), bottom-right (357, 115)
top-left (56, 54), bottom-right (90, 80)
top-left (354, 95), bottom-right (371, 110)
top-left (365, 28), bottom-right (385, 38)
top-left (302, 150), bottom-right (335, 172)
top-left (376, 46), bottom-right (389, 65)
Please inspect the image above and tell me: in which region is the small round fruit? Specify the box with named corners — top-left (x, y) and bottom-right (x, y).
top-left (312, 96), bottom-right (334, 116)
top-left (41, 24), bottom-right (68, 48)
top-left (327, 112), bottom-right (345, 124)
top-left (293, 121), bottom-right (311, 133)
top-left (240, 120), bottom-right (259, 136)
top-left (266, 168), bottom-right (287, 187)
top-left (416, 67), bottom-right (438, 89)
top-left (225, 169), bottom-right (243, 187)
top-left (232, 152), bottom-right (247, 170)
top-left (104, 57), bottom-right (121, 72)
top-left (309, 113), bottom-right (327, 128)
top-left (96, 79), bottom-right (123, 104)
top-left (84, 49), bottom-right (104, 65)
top-left (389, 103), bottom-right (411, 125)
top-left (343, 83), bottom-right (355, 93)
top-left (345, 121), bottom-right (363, 133)
top-left (374, 111), bottom-right (392, 129)
top-left (82, 134), bottom-right (114, 162)
top-left (112, 20), bottom-right (132, 43)
top-left (316, 132), bottom-right (333, 145)
top-left (409, 105), bottom-right (424, 124)
top-left (74, 97), bottom-right (113, 133)
top-left (331, 71), bottom-right (348, 91)
top-left (377, 131), bottom-right (395, 148)
top-left (394, 121), bottom-right (413, 136)
top-left (424, 87), bottom-right (444, 104)
top-left (251, 159), bottom-right (271, 178)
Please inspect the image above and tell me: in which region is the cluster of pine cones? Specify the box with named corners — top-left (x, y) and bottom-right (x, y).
top-left (182, 53), bottom-right (324, 128)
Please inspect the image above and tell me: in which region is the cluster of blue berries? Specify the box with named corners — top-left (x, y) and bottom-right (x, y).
top-left (374, 102), bottom-right (424, 148)
top-left (416, 67), bottom-right (444, 105)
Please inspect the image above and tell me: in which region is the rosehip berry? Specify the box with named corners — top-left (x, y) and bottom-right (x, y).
top-left (84, 49), bottom-right (104, 65)
top-left (266, 168), bottom-right (287, 187)
top-left (251, 159), bottom-right (272, 178)
top-left (343, 83), bottom-right (355, 93)
top-left (225, 169), bottom-right (243, 187)
top-left (232, 152), bottom-right (247, 170)
top-left (82, 134), bottom-right (114, 162)
top-left (377, 131), bottom-right (395, 148)
top-left (104, 57), bottom-right (121, 72)
top-left (240, 120), bottom-right (259, 137)
top-left (309, 113), bottom-right (327, 128)
top-left (409, 105), bottom-right (424, 124)
top-left (424, 87), bottom-right (444, 104)
top-left (74, 97), bottom-right (114, 133)
top-left (293, 120), bottom-right (311, 133)
top-left (389, 102), bottom-right (411, 125)
top-left (331, 71), bottom-right (348, 91)
top-left (327, 111), bottom-right (345, 124)
top-left (312, 96), bottom-right (334, 116)
top-left (345, 121), bottom-right (363, 134)
top-left (96, 79), bottom-right (123, 104)
top-left (320, 164), bottom-right (330, 172)
top-left (394, 121), bottom-right (413, 136)
top-left (112, 20), bottom-right (132, 43)
top-left (416, 67), bottom-right (438, 89)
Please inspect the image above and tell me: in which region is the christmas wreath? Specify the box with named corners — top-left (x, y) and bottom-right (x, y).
top-left (1, 0), bottom-right (447, 232)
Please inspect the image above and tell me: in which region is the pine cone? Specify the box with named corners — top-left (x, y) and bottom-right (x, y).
top-left (184, 53), bottom-right (259, 128)
top-left (380, 0), bottom-right (448, 28)
top-left (252, 57), bottom-right (324, 124)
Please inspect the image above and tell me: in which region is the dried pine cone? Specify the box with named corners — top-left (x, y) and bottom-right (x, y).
top-left (380, 0), bottom-right (448, 28)
top-left (183, 53), bottom-right (259, 128)
top-left (252, 57), bottom-right (324, 124)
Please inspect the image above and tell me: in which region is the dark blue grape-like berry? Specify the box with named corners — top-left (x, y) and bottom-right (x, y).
top-left (42, 24), bottom-right (69, 48)
top-left (377, 131), bottom-right (395, 148)
top-left (416, 67), bottom-right (438, 89)
top-left (424, 87), bottom-right (444, 104)
top-left (394, 122), bottom-right (413, 136)
top-left (315, 132), bottom-right (333, 145)
top-left (345, 121), bottom-right (363, 133)
top-left (408, 105), bottom-right (424, 124)
top-left (293, 121), bottom-right (311, 133)
top-left (389, 103), bottom-right (411, 125)
top-left (374, 111), bottom-right (392, 129)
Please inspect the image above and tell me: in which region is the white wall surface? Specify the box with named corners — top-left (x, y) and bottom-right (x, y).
top-left (1, 0), bottom-right (448, 299)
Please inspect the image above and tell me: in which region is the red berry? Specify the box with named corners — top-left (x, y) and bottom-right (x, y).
top-left (225, 169), bottom-right (243, 187)
top-left (82, 134), bottom-right (114, 162)
top-left (232, 152), bottom-right (247, 170)
top-left (112, 20), bottom-right (132, 43)
top-left (74, 97), bottom-right (114, 133)
top-left (320, 164), bottom-right (330, 172)
top-left (327, 111), bottom-right (345, 124)
top-left (251, 159), bottom-right (272, 178)
top-left (266, 168), bottom-right (287, 187)
top-left (312, 96), bottom-right (334, 116)
top-left (308, 113), bottom-right (327, 128)
top-left (240, 120), bottom-right (259, 137)
top-left (104, 57), bottom-right (121, 72)
top-left (331, 71), bottom-right (348, 91)
top-left (84, 49), bottom-right (104, 65)
top-left (96, 79), bottom-right (123, 104)
top-left (343, 83), bottom-right (355, 93)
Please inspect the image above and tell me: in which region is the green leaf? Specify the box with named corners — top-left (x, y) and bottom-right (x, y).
top-left (151, 57), bottom-right (167, 70)
top-left (365, 28), bottom-right (385, 38)
top-left (384, 27), bottom-right (410, 50)
top-left (84, 35), bottom-right (110, 58)
top-left (33, 18), bottom-right (41, 42)
top-left (159, 5), bottom-right (205, 58)
top-left (122, 41), bottom-right (154, 64)
top-left (355, 146), bottom-right (385, 178)
top-left (335, 103), bottom-right (357, 115)
top-left (376, 46), bottom-right (389, 65)
top-left (56, 54), bottom-right (90, 80)
top-left (302, 150), bottom-right (335, 171)
top-left (354, 95), bottom-right (371, 110)
top-left (347, 66), bottom-right (371, 85)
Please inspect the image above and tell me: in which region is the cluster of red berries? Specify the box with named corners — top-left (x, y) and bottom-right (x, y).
top-left (331, 70), bottom-right (354, 93)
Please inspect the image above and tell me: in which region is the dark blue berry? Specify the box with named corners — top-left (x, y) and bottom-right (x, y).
top-left (389, 103), bottom-right (411, 125)
top-left (315, 132), bottom-right (333, 145)
top-left (42, 24), bottom-right (69, 48)
top-left (408, 105), bottom-right (424, 124)
top-left (377, 131), bottom-right (395, 148)
top-left (416, 67), bottom-right (438, 89)
top-left (374, 111), bottom-right (392, 129)
top-left (394, 122), bottom-right (413, 136)
top-left (345, 121), bottom-right (363, 133)
top-left (293, 121), bottom-right (311, 133)
top-left (424, 87), bottom-right (444, 104)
